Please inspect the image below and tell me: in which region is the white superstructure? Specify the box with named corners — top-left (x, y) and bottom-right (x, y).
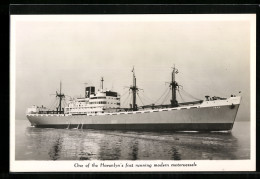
top-left (65, 89), bottom-right (121, 115)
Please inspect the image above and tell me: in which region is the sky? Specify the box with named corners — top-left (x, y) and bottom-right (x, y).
top-left (12, 15), bottom-right (255, 121)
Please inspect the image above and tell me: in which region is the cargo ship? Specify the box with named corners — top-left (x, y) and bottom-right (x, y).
top-left (26, 66), bottom-right (241, 131)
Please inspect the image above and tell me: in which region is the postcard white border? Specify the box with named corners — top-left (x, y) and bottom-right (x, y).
top-left (10, 14), bottom-right (256, 172)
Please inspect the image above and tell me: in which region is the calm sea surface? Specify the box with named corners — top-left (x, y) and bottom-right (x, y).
top-left (15, 120), bottom-right (250, 160)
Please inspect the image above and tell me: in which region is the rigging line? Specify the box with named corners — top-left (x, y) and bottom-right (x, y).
top-left (178, 90), bottom-right (184, 102)
top-left (139, 91), bottom-right (154, 103)
top-left (125, 93), bottom-right (131, 105)
top-left (137, 93), bottom-right (145, 106)
top-left (62, 100), bottom-right (67, 109)
top-left (64, 97), bottom-right (68, 105)
top-left (47, 98), bottom-right (53, 109)
top-left (49, 95), bottom-right (59, 109)
top-left (178, 90), bottom-right (185, 102)
top-left (138, 92), bottom-right (153, 104)
top-left (128, 93), bottom-right (133, 108)
top-left (51, 99), bottom-right (57, 109)
top-left (51, 100), bottom-right (58, 110)
top-left (154, 88), bottom-right (168, 104)
top-left (47, 99), bottom-right (54, 109)
top-left (161, 89), bottom-right (171, 105)
top-left (181, 88), bottom-right (201, 101)
top-left (120, 90), bottom-right (129, 97)
top-left (51, 100), bottom-right (56, 110)
top-left (180, 88), bottom-right (194, 99)
top-left (142, 97), bottom-right (153, 105)
top-left (162, 90), bottom-right (171, 105)
top-left (181, 89), bottom-right (196, 100)
top-left (154, 86), bottom-right (169, 104)
top-left (122, 93), bottom-right (130, 107)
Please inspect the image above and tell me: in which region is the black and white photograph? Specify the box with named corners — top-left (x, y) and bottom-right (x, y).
top-left (10, 14), bottom-right (256, 172)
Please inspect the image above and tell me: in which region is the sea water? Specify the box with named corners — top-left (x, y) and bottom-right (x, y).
top-left (15, 120), bottom-right (250, 160)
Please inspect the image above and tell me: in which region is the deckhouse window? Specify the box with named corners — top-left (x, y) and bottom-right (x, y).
top-left (106, 91), bottom-right (117, 97)
top-left (97, 97), bottom-right (106, 99)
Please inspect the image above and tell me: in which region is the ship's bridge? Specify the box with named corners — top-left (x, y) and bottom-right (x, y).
top-left (64, 88), bottom-right (121, 115)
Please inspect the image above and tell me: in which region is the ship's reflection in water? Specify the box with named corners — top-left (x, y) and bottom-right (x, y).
top-left (171, 147), bottom-right (181, 160)
top-left (16, 121), bottom-right (250, 160)
top-left (48, 137), bottom-right (63, 160)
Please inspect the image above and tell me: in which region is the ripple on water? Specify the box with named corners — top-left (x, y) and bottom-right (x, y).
top-left (15, 120), bottom-right (250, 160)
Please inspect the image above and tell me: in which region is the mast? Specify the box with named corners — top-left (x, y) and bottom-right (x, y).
top-left (170, 65), bottom-right (179, 107)
top-left (130, 67), bottom-right (138, 111)
top-left (56, 81), bottom-right (65, 114)
top-left (101, 77), bottom-right (104, 91)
